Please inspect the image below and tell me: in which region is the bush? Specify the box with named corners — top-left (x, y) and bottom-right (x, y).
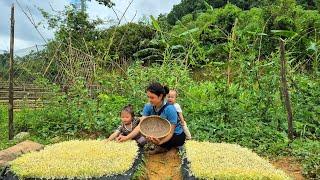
top-left (291, 139), bottom-right (320, 179)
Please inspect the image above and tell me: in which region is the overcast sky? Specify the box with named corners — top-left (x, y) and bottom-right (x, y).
top-left (0, 0), bottom-right (180, 52)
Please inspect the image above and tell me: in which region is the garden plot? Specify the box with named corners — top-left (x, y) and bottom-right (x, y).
top-left (1, 140), bottom-right (142, 179)
top-left (181, 141), bottom-right (291, 180)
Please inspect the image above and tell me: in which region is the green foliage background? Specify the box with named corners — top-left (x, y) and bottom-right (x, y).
top-left (0, 0), bottom-right (319, 178)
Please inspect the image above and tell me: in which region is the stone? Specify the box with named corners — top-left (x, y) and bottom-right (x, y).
top-left (0, 140), bottom-right (44, 167)
top-left (13, 132), bottom-right (30, 141)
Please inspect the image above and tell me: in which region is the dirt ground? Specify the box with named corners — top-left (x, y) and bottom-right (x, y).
top-left (271, 157), bottom-right (305, 180)
top-left (141, 148), bottom-right (182, 180)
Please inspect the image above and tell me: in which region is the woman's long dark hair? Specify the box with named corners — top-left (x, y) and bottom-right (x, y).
top-left (146, 82), bottom-right (169, 100)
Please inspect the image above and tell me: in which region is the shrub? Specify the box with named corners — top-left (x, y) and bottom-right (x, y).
top-left (291, 139), bottom-right (320, 179)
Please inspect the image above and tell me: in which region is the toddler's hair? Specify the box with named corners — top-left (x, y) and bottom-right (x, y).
top-left (121, 104), bottom-right (135, 117)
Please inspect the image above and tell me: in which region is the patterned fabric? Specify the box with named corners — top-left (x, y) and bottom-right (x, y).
top-left (117, 117), bottom-right (140, 136)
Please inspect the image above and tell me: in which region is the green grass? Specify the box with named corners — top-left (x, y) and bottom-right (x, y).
top-left (0, 105), bottom-right (12, 150)
top-left (0, 105), bottom-right (50, 151)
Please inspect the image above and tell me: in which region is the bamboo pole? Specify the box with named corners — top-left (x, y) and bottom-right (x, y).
top-left (8, 4), bottom-right (15, 140)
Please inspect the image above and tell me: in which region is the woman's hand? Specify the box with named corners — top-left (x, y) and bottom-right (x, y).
top-left (117, 135), bottom-right (129, 142)
top-left (147, 136), bottom-right (161, 145)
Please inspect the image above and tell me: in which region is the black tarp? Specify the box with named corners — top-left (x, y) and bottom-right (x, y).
top-left (178, 146), bottom-right (196, 180)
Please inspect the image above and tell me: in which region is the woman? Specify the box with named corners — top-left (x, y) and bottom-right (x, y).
top-left (117, 82), bottom-right (186, 154)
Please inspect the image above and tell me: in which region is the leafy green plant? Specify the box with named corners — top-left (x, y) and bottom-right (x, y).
top-left (290, 139), bottom-right (320, 179)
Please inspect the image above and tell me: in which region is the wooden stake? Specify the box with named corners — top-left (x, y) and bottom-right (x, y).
top-left (279, 39), bottom-right (294, 140)
top-left (8, 4), bottom-right (15, 140)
